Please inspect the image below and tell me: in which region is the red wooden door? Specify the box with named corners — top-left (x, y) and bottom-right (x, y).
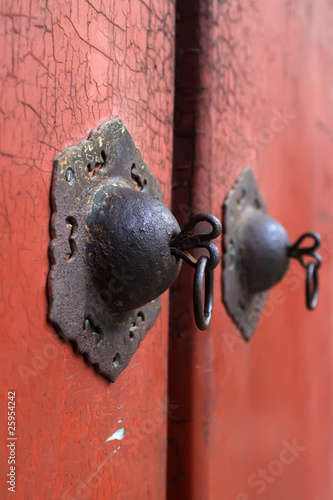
top-left (0, 1), bottom-right (175, 499)
top-left (168, 1), bottom-right (333, 500)
top-left (1, 1), bottom-right (333, 500)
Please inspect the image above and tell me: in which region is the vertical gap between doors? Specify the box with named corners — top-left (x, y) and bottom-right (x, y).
top-left (167, 1), bottom-right (201, 498)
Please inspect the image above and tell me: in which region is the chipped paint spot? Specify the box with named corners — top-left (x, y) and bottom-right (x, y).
top-left (106, 427), bottom-right (125, 442)
top-left (117, 404), bottom-right (124, 410)
top-left (118, 419), bottom-right (123, 423)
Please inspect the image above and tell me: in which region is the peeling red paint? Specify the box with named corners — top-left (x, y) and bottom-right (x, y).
top-left (1, 1), bottom-right (333, 499)
top-left (0, 1), bottom-right (175, 498)
top-left (168, 1), bottom-right (333, 499)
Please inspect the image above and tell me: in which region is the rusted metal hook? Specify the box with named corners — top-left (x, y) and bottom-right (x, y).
top-left (170, 214), bottom-right (222, 330)
top-left (287, 232), bottom-right (322, 310)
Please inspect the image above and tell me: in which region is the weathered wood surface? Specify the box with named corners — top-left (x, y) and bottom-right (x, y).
top-left (0, 1), bottom-right (175, 498)
top-left (168, 1), bottom-right (333, 499)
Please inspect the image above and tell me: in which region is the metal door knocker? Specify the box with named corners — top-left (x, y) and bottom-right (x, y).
top-left (222, 166), bottom-right (322, 340)
top-left (48, 118), bottom-right (221, 380)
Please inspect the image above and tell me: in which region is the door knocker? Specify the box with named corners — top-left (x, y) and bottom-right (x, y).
top-left (222, 166), bottom-right (322, 340)
top-left (48, 118), bottom-right (221, 381)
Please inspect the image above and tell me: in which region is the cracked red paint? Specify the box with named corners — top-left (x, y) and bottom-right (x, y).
top-left (168, 1), bottom-right (333, 499)
top-left (1, 0), bottom-right (333, 499)
top-left (0, 0), bottom-right (175, 498)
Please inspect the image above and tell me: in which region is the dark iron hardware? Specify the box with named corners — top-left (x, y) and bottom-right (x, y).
top-left (170, 214), bottom-right (222, 330)
top-left (222, 166), bottom-right (322, 340)
top-left (287, 232), bottom-right (322, 310)
top-left (48, 118), bottom-right (221, 381)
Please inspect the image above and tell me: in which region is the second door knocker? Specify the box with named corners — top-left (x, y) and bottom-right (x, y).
top-left (222, 166), bottom-right (322, 340)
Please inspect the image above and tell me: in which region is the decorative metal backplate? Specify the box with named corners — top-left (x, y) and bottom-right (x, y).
top-left (48, 118), bottom-right (163, 381)
top-left (222, 166), bottom-right (268, 341)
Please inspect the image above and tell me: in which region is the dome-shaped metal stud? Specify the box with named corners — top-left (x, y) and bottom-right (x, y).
top-left (223, 166), bottom-right (321, 341)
